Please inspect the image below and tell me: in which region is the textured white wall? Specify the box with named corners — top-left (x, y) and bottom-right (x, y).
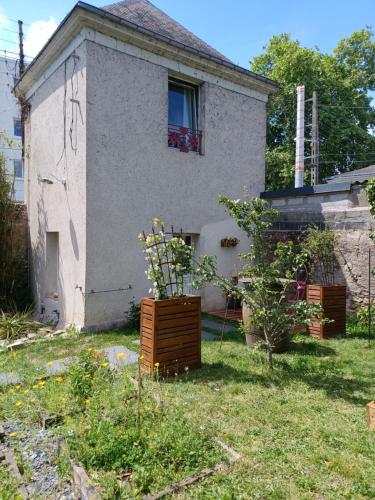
top-left (84, 41), bottom-right (267, 326)
top-left (25, 42), bottom-right (87, 328)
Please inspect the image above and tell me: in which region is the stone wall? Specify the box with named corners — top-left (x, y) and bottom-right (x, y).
top-left (262, 183), bottom-right (375, 310)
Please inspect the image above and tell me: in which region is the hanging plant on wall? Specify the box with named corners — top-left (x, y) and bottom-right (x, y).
top-left (220, 237), bottom-right (239, 248)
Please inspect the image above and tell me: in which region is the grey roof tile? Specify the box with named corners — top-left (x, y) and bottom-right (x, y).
top-left (102, 0), bottom-right (230, 61)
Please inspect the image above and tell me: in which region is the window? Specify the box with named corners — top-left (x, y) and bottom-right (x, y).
top-left (13, 159), bottom-right (23, 178)
top-left (168, 78), bottom-right (202, 153)
top-left (168, 79), bottom-right (198, 129)
top-left (13, 118), bottom-right (22, 137)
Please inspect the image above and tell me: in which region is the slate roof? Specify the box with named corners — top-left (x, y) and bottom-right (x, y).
top-left (102, 0), bottom-right (230, 61)
top-left (326, 165), bottom-right (375, 184)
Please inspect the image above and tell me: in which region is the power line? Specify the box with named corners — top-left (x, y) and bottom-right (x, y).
top-left (0, 17), bottom-right (30, 27)
top-left (317, 159), bottom-right (375, 165)
top-left (319, 104), bottom-right (375, 110)
top-left (0, 37), bottom-right (19, 46)
top-left (0, 27), bottom-right (19, 35)
top-left (0, 49), bottom-right (32, 60)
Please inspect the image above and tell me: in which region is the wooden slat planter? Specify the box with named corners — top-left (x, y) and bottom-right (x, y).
top-left (306, 284), bottom-right (346, 339)
top-left (140, 295), bottom-right (201, 374)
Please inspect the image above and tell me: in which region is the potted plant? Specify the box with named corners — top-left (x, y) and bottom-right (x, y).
top-left (301, 226), bottom-right (346, 339)
top-left (220, 237), bottom-right (239, 248)
top-left (138, 219), bottom-right (201, 375)
top-left (193, 196), bottom-right (324, 369)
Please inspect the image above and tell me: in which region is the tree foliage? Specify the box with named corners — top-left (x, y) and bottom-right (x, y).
top-left (251, 29), bottom-right (375, 190)
top-left (193, 195), bottom-right (323, 369)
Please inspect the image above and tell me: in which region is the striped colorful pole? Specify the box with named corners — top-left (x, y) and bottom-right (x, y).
top-left (295, 85), bottom-right (305, 188)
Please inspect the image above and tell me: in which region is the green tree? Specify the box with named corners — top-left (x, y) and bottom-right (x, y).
top-left (251, 29), bottom-right (375, 190)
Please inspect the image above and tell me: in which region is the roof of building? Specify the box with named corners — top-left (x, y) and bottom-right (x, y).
top-left (15, 1), bottom-right (279, 97)
top-left (102, 0), bottom-right (229, 61)
top-left (325, 165), bottom-right (375, 184)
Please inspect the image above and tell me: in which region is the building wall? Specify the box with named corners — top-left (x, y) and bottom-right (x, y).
top-left (266, 185), bottom-right (375, 310)
top-left (0, 56), bottom-right (23, 202)
top-left (25, 42), bottom-right (87, 327)
top-left (84, 41), bottom-right (267, 327)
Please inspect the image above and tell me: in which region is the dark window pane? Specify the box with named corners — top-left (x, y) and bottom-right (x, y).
top-left (168, 81), bottom-right (197, 129)
top-left (14, 118), bottom-right (21, 137)
top-left (14, 159), bottom-right (23, 178)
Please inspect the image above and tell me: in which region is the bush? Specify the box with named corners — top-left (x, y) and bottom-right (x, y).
top-left (356, 303), bottom-right (375, 327)
top-left (0, 308), bottom-right (39, 341)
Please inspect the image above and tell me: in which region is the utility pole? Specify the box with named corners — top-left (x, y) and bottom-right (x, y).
top-left (17, 19), bottom-right (26, 163)
top-left (294, 85), bottom-right (305, 188)
top-left (311, 91), bottom-right (319, 185)
top-left (18, 20), bottom-right (25, 77)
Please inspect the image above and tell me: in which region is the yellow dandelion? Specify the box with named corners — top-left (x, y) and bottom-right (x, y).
top-left (101, 362), bottom-right (109, 368)
top-left (47, 361), bottom-right (53, 366)
top-left (56, 376), bottom-right (63, 383)
top-left (23, 389), bottom-right (29, 395)
top-left (32, 384), bottom-right (38, 389)
top-left (84, 399), bottom-right (90, 405)
top-left (154, 362), bottom-right (160, 368)
top-left (9, 432), bottom-right (17, 438)
top-left (84, 374), bottom-right (91, 379)
top-left (15, 401), bottom-right (23, 408)
top-left (30, 398), bottom-right (36, 403)
top-left (12, 352), bottom-right (17, 358)
top-left (15, 385), bottom-right (21, 391)
top-left (139, 355), bottom-right (144, 360)
top-left (87, 348), bottom-right (93, 352)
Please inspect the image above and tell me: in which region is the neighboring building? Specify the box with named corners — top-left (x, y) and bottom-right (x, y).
top-left (16, 0), bottom-right (278, 330)
top-left (0, 55), bottom-right (24, 202)
top-left (326, 165), bottom-right (375, 184)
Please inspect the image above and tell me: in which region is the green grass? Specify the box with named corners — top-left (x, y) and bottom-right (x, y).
top-left (0, 319), bottom-right (375, 498)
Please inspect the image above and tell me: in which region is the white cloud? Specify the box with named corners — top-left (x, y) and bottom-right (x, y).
top-left (24, 17), bottom-right (57, 58)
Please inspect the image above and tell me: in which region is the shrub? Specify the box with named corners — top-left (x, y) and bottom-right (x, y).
top-left (300, 226), bottom-right (338, 285)
top-left (0, 308), bottom-right (39, 341)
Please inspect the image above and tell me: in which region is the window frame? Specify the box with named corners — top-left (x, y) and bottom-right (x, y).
top-left (13, 118), bottom-right (22, 138)
top-left (13, 159), bottom-right (24, 179)
top-left (168, 77), bottom-right (199, 131)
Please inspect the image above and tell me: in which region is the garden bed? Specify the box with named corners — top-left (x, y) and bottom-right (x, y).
top-left (0, 319), bottom-right (374, 498)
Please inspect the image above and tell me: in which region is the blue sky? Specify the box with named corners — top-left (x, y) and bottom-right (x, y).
top-left (0, 0), bottom-right (374, 66)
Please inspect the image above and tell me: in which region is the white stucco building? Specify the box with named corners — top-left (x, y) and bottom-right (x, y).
top-left (16, 0), bottom-right (278, 331)
top-left (0, 55), bottom-right (24, 202)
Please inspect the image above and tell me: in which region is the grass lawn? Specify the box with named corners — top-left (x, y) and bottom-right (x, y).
top-left (0, 318), bottom-right (375, 498)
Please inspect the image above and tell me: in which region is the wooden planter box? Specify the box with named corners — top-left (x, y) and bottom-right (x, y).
top-left (366, 401), bottom-right (375, 430)
top-left (140, 295), bottom-right (201, 375)
top-left (306, 284), bottom-right (346, 339)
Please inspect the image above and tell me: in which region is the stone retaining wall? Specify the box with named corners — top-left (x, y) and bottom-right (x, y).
top-left (262, 184), bottom-right (375, 310)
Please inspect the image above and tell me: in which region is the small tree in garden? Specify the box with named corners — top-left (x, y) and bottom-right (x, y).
top-left (300, 226), bottom-right (338, 285)
top-left (138, 218), bottom-right (194, 299)
top-left (193, 195), bottom-right (324, 369)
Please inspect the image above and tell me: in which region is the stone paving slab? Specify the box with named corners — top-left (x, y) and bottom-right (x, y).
top-left (0, 372), bottom-right (22, 386)
top-left (201, 331), bottom-right (219, 341)
top-left (101, 346), bottom-right (138, 368)
top-left (202, 319), bottom-right (239, 332)
top-left (45, 346), bottom-right (138, 374)
top-left (45, 357), bottom-right (77, 375)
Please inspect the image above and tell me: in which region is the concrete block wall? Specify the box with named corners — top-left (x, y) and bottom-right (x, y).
top-left (266, 184), bottom-right (375, 310)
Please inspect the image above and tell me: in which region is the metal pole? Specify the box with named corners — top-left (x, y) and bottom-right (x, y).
top-left (311, 91), bottom-right (319, 185)
top-left (369, 248), bottom-right (371, 349)
top-left (295, 85), bottom-right (305, 188)
top-left (18, 20), bottom-right (25, 76)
